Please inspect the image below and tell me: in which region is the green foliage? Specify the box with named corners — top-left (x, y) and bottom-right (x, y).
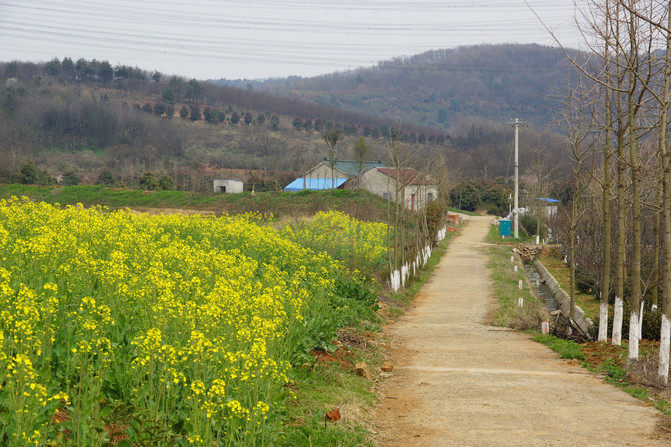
top-left (20, 161), bottom-right (37, 184)
top-left (161, 89), bottom-right (176, 105)
top-left (138, 171), bottom-right (159, 190)
top-left (352, 136), bottom-right (368, 172)
top-left (37, 170), bottom-right (55, 186)
top-left (425, 199), bottom-right (446, 237)
top-left (62, 171), bottom-right (81, 186)
top-left (450, 180), bottom-right (512, 215)
top-left (186, 79), bottom-right (202, 101)
top-left (270, 114), bottom-right (280, 130)
top-left (532, 334), bottom-right (585, 360)
top-left (153, 103), bottom-right (165, 116)
top-left (520, 214), bottom-right (545, 238)
top-left (179, 105), bottom-right (189, 119)
top-left (158, 175), bottom-right (175, 191)
top-left (481, 185), bottom-right (508, 216)
top-left (189, 104), bottom-right (201, 121)
top-left (449, 182), bottom-right (479, 212)
top-left (96, 170), bottom-right (115, 186)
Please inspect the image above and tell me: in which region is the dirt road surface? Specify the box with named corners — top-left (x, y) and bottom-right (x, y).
top-left (373, 215), bottom-right (667, 447)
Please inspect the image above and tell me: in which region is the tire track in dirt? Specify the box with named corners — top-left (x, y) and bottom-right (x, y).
top-left (373, 215), bottom-right (667, 447)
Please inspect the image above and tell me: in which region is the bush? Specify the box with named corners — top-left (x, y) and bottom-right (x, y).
top-left (96, 169), bottom-right (115, 186)
top-left (158, 175), bottom-right (175, 191)
top-left (20, 161), bottom-right (37, 184)
top-left (520, 214), bottom-right (545, 237)
top-left (138, 171), bottom-right (159, 190)
top-left (62, 170), bottom-right (81, 186)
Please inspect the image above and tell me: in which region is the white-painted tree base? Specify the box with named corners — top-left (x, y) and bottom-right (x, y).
top-left (598, 298), bottom-right (609, 342)
top-left (612, 296), bottom-right (623, 345)
top-left (629, 311), bottom-right (639, 361)
top-left (638, 300), bottom-right (644, 341)
top-left (659, 314), bottom-right (670, 385)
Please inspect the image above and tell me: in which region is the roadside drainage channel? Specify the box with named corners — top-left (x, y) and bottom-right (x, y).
top-left (523, 263), bottom-right (559, 313)
top-left (532, 259), bottom-right (593, 335)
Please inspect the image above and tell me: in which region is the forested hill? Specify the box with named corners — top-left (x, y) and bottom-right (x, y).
top-left (232, 44), bottom-right (581, 131)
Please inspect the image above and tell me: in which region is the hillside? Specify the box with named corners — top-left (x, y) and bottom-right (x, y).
top-left (249, 44), bottom-right (580, 131)
top-left (0, 59), bottom-right (451, 192)
top-left (0, 50), bottom-right (573, 193)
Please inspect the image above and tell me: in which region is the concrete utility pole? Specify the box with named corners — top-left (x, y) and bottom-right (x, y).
top-left (510, 118), bottom-right (525, 239)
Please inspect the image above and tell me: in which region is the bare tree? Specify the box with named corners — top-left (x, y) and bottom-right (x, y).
top-left (556, 77), bottom-right (595, 325)
top-left (322, 129), bottom-right (342, 190)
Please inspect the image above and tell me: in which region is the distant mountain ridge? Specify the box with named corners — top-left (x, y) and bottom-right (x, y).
top-left (231, 44), bottom-right (581, 131)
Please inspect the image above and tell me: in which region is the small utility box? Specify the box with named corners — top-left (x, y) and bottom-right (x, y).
top-left (499, 219), bottom-right (512, 237)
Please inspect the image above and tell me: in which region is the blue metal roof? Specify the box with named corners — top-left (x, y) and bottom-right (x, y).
top-left (539, 198), bottom-right (560, 203)
top-left (284, 178), bottom-right (348, 191)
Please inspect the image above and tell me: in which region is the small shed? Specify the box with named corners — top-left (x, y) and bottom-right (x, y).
top-left (213, 179), bottom-right (243, 193)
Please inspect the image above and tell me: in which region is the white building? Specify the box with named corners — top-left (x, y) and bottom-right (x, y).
top-left (213, 179), bottom-right (243, 193)
top-left (351, 167), bottom-right (437, 211)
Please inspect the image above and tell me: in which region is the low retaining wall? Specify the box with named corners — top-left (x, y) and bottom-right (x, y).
top-left (533, 259), bottom-right (593, 334)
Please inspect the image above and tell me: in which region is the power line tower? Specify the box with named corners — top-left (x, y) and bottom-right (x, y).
top-left (510, 118), bottom-right (526, 239)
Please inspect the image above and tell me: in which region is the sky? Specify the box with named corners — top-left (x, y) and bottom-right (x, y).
top-left (0, 0), bottom-right (583, 81)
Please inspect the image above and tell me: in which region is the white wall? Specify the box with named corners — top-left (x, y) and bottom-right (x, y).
top-left (355, 169), bottom-right (437, 211)
top-left (213, 179), bottom-right (243, 193)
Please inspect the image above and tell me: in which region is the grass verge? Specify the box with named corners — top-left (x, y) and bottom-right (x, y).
top-left (281, 329), bottom-right (381, 446)
top-left (487, 242), bottom-right (547, 330)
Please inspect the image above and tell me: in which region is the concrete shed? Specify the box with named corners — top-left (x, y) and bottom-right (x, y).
top-left (213, 179), bottom-right (243, 193)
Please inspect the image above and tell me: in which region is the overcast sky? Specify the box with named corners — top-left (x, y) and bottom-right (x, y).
top-left (0, 0), bottom-right (583, 81)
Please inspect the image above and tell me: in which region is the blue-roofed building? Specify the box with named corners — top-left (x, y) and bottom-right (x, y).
top-left (284, 158), bottom-right (386, 192)
top-left (284, 177), bottom-right (348, 192)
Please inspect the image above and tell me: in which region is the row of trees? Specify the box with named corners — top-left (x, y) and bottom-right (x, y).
top-left (292, 117), bottom-right (449, 144)
top-left (561, 0), bottom-right (671, 384)
top-left (1, 58), bottom-right (441, 142)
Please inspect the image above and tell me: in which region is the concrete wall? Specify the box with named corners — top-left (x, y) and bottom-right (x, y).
top-left (213, 179), bottom-right (243, 193)
top-left (355, 169), bottom-right (437, 211)
top-left (534, 259), bottom-right (593, 335)
top-left (305, 162), bottom-right (347, 179)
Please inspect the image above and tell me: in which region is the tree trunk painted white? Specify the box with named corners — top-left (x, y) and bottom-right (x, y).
top-left (390, 269), bottom-right (401, 292)
top-left (612, 296), bottom-right (623, 345)
top-left (628, 311), bottom-right (639, 361)
top-left (659, 314), bottom-right (670, 385)
top-left (638, 300), bottom-right (644, 341)
top-left (598, 296), bottom-right (609, 342)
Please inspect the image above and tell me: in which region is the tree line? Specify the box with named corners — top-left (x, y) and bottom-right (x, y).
top-left (558, 0), bottom-right (671, 385)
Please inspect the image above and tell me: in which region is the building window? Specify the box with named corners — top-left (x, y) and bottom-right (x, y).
top-left (382, 192), bottom-right (389, 199)
top-left (427, 192), bottom-right (434, 201)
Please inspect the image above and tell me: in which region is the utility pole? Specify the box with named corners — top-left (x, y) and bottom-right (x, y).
top-left (510, 118), bottom-right (525, 238)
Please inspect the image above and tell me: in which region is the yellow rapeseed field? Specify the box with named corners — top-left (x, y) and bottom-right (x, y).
top-left (0, 198), bottom-right (385, 446)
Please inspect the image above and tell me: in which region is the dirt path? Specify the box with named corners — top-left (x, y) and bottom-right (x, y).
top-left (373, 215), bottom-right (666, 447)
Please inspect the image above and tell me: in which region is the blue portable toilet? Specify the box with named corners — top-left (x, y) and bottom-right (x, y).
top-left (499, 219), bottom-right (511, 237)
